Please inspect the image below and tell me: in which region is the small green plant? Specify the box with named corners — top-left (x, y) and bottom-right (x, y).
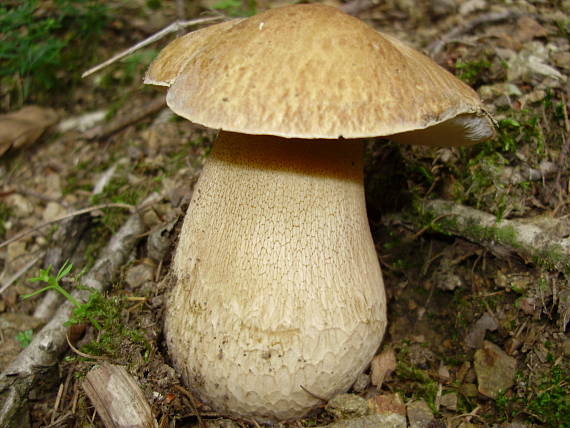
top-left (455, 58), bottom-right (491, 85)
top-left (24, 261), bottom-right (102, 330)
top-left (23, 262), bottom-right (149, 359)
top-left (0, 0), bottom-right (107, 104)
top-left (15, 329), bottom-right (33, 348)
top-left (213, 0), bottom-right (256, 17)
top-left (495, 363), bottom-right (570, 427)
top-left (90, 175), bottom-right (144, 232)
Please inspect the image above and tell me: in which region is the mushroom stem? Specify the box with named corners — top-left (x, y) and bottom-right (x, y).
top-left (167, 131), bottom-right (386, 421)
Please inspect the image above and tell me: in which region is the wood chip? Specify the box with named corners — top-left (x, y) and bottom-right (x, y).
top-left (82, 363), bottom-right (158, 428)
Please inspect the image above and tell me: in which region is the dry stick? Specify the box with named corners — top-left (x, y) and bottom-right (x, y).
top-left (84, 97), bottom-right (166, 140)
top-left (387, 199), bottom-right (570, 273)
top-left (0, 193), bottom-right (160, 428)
top-left (0, 254), bottom-right (43, 295)
top-left (427, 10), bottom-right (520, 57)
top-left (0, 202), bottom-right (134, 250)
top-left (81, 16), bottom-right (225, 79)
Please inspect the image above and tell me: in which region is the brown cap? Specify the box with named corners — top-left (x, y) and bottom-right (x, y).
top-left (145, 4), bottom-right (494, 144)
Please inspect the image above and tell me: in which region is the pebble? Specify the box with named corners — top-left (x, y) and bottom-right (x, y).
top-left (406, 399), bottom-right (434, 428)
top-left (326, 394), bottom-right (369, 419)
top-left (316, 414), bottom-right (405, 428)
top-left (474, 341), bottom-right (517, 399)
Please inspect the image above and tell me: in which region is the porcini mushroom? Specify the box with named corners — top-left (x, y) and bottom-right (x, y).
top-left (145, 4), bottom-right (494, 422)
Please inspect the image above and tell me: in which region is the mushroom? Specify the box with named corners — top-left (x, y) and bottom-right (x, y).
top-left (145, 4), bottom-right (495, 422)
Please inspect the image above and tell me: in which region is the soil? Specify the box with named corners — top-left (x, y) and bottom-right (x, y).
top-left (0, 1), bottom-right (568, 427)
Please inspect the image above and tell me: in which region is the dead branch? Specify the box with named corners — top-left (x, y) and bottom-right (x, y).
top-left (386, 199), bottom-right (570, 273)
top-left (0, 255), bottom-right (42, 295)
top-left (83, 97), bottom-right (166, 140)
top-left (427, 10), bottom-right (521, 58)
top-left (0, 202), bottom-right (135, 250)
top-left (0, 194), bottom-right (161, 428)
top-left (81, 16), bottom-right (224, 78)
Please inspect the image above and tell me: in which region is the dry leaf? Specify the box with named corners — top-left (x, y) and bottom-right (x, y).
top-left (370, 348), bottom-right (396, 389)
top-left (0, 106), bottom-right (58, 156)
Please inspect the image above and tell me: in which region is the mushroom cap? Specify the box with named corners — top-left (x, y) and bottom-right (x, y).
top-left (145, 4), bottom-right (494, 144)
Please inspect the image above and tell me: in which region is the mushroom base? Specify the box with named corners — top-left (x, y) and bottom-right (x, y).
top-left (166, 132), bottom-right (386, 421)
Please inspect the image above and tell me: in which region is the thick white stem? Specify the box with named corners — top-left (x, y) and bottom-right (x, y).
top-left (167, 132), bottom-right (386, 421)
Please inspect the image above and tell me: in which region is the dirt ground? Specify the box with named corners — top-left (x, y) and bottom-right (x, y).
top-left (0, 0), bottom-right (568, 427)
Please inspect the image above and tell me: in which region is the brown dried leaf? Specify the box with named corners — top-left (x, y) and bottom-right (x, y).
top-left (0, 106), bottom-right (58, 156)
top-left (370, 348), bottom-right (396, 389)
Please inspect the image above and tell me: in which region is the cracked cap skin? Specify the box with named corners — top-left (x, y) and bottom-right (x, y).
top-left (146, 3), bottom-right (495, 144)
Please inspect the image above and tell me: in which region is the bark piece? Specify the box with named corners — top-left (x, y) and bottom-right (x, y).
top-left (82, 363), bottom-right (158, 428)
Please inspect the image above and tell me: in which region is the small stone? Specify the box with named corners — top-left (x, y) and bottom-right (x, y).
top-left (478, 83), bottom-right (522, 102)
top-left (146, 219), bottom-right (177, 261)
top-left (368, 393), bottom-right (406, 416)
top-left (518, 297), bottom-right (537, 315)
top-left (6, 194), bottom-right (34, 217)
top-left (459, 383), bottom-right (479, 398)
top-left (124, 263), bottom-right (155, 289)
top-left (316, 414), bottom-right (405, 428)
top-left (7, 241), bottom-right (27, 262)
top-left (437, 364), bottom-right (451, 383)
top-left (474, 341), bottom-right (517, 399)
top-left (459, 0), bottom-right (486, 15)
top-left (366, 394), bottom-right (406, 428)
top-left (429, 0), bottom-right (456, 17)
top-left (502, 422), bottom-right (530, 428)
top-left (370, 349), bottom-right (396, 388)
top-left (44, 173), bottom-right (62, 198)
top-left (407, 344), bottom-right (435, 368)
top-left (562, 338), bottom-right (570, 356)
top-left (465, 312), bottom-right (498, 349)
top-left (515, 16), bottom-right (548, 43)
top-left (42, 202), bottom-right (66, 222)
top-left (406, 399), bottom-right (434, 428)
top-left (520, 90), bottom-right (547, 106)
top-left (326, 394), bottom-right (369, 419)
top-left (553, 51), bottom-right (570, 70)
top-left (440, 392), bottom-right (458, 410)
top-left (204, 419), bottom-right (241, 428)
top-left (352, 372), bottom-right (370, 393)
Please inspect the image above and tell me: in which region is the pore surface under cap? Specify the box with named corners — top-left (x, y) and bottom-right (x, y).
top-left (146, 4), bottom-right (493, 142)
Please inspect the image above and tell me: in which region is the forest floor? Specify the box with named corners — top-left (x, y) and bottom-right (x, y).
top-left (0, 0), bottom-right (568, 427)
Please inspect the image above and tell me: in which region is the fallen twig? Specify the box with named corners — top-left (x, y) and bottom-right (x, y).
top-left (81, 16), bottom-right (224, 78)
top-left (427, 10), bottom-right (520, 58)
top-left (0, 202), bottom-right (134, 250)
top-left (0, 193), bottom-right (160, 427)
top-left (0, 254), bottom-right (43, 295)
top-left (83, 97), bottom-right (166, 140)
top-left (386, 199), bottom-right (570, 273)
